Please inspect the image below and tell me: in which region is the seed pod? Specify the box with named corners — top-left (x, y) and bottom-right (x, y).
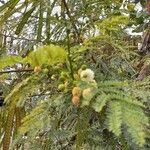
top-left (3, 108), bottom-right (15, 150)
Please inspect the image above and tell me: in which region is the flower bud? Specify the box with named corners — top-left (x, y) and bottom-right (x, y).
top-left (34, 66), bottom-right (42, 73)
top-left (72, 87), bottom-right (82, 97)
top-left (43, 68), bottom-right (49, 74)
top-left (81, 65), bottom-right (87, 70)
top-left (72, 96), bottom-right (80, 107)
top-left (51, 74), bottom-right (56, 80)
top-left (80, 69), bottom-right (94, 82)
top-left (82, 88), bottom-right (93, 100)
top-left (58, 84), bottom-right (65, 91)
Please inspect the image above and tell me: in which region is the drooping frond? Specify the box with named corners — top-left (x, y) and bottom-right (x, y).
top-left (106, 101), bottom-right (122, 136)
top-left (19, 101), bottom-right (48, 136)
top-left (122, 102), bottom-right (148, 146)
top-left (87, 79), bottom-right (149, 147)
top-left (5, 76), bottom-right (39, 108)
top-left (92, 93), bottom-right (109, 112)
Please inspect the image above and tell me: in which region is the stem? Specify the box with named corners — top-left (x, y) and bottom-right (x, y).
top-left (0, 33), bottom-right (40, 42)
top-left (66, 29), bottom-right (74, 80)
top-left (61, 0), bottom-right (80, 43)
top-left (76, 108), bottom-right (82, 150)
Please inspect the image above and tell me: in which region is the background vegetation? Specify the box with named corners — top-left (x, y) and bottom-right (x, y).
top-left (0, 0), bottom-right (150, 149)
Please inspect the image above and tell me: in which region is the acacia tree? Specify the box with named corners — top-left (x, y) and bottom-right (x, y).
top-left (0, 0), bottom-right (150, 150)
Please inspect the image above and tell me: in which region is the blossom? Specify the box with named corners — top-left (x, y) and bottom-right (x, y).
top-left (80, 68), bottom-right (94, 82)
top-left (72, 87), bottom-right (82, 97)
top-left (82, 88), bottom-right (93, 100)
top-left (72, 96), bottom-right (80, 107)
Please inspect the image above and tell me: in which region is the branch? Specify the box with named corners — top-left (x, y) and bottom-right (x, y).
top-left (0, 69), bottom-right (33, 74)
top-left (28, 93), bottom-right (51, 97)
top-left (66, 29), bottom-right (74, 80)
top-left (61, 0), bottom-right (80, 42)
top-left (0, 33), bottom-right (39, 42)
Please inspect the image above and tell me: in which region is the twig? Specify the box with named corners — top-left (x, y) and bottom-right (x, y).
top-left (66, 29), bottom-right (74, 80)
top-left (0, 69), bottom-right (33, 74)
top-left (28, 93), bottom-right (51, 97)
top-left (0, 33), bottom-right (39, 42)
top-left (61, 0), bottom-right (80, 43)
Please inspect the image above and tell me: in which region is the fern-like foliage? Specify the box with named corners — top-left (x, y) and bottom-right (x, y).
top-left (97, 15), bottom-right (129, 34)
top-left (122, 102), bottom-right (148, 146)
top-left (0, 45), bottom-right (67, 71)
top-left (92, 93), bottom-right (109, 112)
top-left (4, 75), bottom-right (39, 108)
top-left (0, 0), bottom-right (150, 149)
top-left (15, 78), bottom-right (150, 148)
top-left (24, 45), bottom-right (67, 67)
top-left (83, 79), bottom-right (149, 147)
top-left (19, 101), bottom-right (49, 136)
top-left (0, 55), bottom-right (22, 70)
top-left (107, 101), bottom-right (122, 137)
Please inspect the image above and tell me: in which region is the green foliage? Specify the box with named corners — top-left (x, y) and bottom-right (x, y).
top-left (0, 45), bottom-right (67, 70)
top-left (97, 15), bottom-right (129, 34)
top-left (24, 45), bottom-right (67, 67)
top-left (92, 93), bottom-right (109, 112)
top-left (0, 0), bottom-right (150, 150)
top-left (5, 76), bottom-right (39, 108)
top-left (0, 55), bottom-right (22, 70)
top-left (12, 78), bottom-right (149, 149)
top-left (122, 102), bottom-right (148, 146)
top-left (83, 79), bottom-right (149, 147)
top-left (107, 101), bottom-right (122, 137)
top-left (0, 0), bottom-right (20, 25)
top-left (19, 101), bottom-right (48, 136)
top-left (15, 5), bottom-right (36, 35)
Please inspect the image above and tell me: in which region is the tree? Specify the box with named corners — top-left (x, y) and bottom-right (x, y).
top-left (0, 0), bottom-right (149, 149)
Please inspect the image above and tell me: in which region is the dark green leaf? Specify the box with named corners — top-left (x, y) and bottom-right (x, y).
top-left (15, 6), bottom-right (36, 35)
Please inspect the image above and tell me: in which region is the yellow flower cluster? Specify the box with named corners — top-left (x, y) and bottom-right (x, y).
top-left (71, 67), bottom-right (97, 107)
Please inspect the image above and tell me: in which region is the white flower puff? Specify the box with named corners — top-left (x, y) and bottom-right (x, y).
top-left (80, 69), bottom-right (94, 82)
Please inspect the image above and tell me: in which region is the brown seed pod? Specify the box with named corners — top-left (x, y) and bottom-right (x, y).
top-left (72, 87), bottom-right (82, 97)
top-left (72, 96), bottom-right (80, 107)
